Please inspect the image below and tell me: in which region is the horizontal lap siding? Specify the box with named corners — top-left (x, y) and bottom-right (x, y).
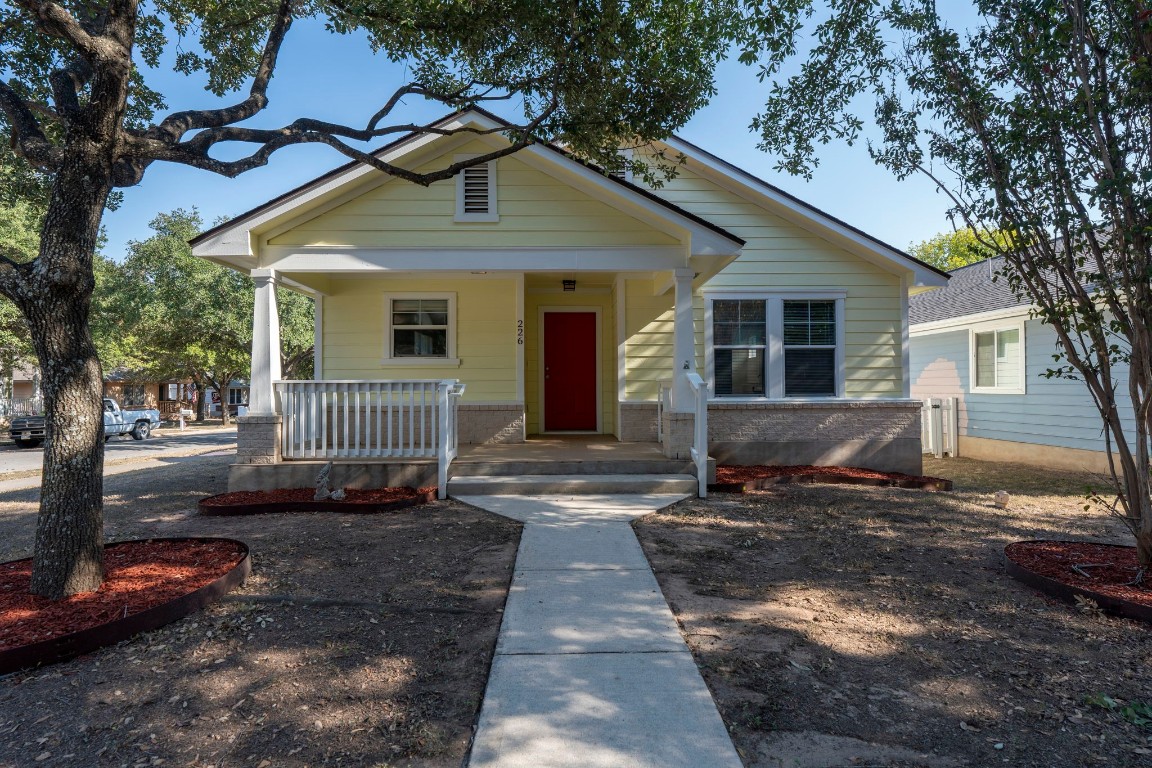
top-left (322, 276), bottom-right (518, 402)
top-left (624, 278), bottom-right (674, 401)
top-left (268, 141), bottom-right (677, 249)
top-left (637, 162), bottom-right (905, 398)
top-left (909, 319), bottom-right (1136, 453)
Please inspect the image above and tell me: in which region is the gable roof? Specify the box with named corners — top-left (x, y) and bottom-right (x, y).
top-left (909, 256), bottom-right (1023, 325)
top-left (189, 107), bottom-right (947, 292)
top-left (188, 108), bottom-right (744, 252)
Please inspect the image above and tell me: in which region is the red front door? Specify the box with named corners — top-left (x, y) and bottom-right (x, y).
top-left (543, 312), bottom-right (597, 431)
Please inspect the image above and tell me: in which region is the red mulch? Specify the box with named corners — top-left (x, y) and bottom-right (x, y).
top-left (715, 464), bottom-right (948, 485)
top-left (1006, 541), bottom-right (1150, 608)
top-left (200, 486), bottom-right (432, 507)
top-left (0, 540), bottom-right (246, 652)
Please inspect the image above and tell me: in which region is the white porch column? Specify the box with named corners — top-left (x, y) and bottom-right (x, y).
top-left (249, 268), bottom-right (282, 416)
top-left (670, 267), bottom-right (696, 412)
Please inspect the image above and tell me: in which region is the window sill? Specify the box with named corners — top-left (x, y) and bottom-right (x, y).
top-left (380, 358), bottom-right (462, 368)
top-left (970, 386), bottom-right (1025, 395)
top-left (710, 395), bottom-right (841, 403)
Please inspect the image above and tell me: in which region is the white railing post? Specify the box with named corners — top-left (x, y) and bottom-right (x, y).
top-left (656, 379), bottom-right (672, 442)
top-left (437, 381), bottom-right (452, 499)
top-left (686, 373), bottom-right (708, 498)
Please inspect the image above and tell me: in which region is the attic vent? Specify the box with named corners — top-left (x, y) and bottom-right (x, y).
top-left (455, 158), bottom-right (498, 222)
top-left (462, 165), bottom-right (490, 212)
top-left (607, 148), bottom-right (634, 183)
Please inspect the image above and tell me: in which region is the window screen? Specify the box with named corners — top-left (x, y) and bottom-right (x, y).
top-left (391, 298), bottom-right (449, 358)
top-left (713, 299), bottom-right (767, 396)
top-left (782, 300), bottom-right (836, 396)
top-left (974, 328), bottom-right (1020, 390)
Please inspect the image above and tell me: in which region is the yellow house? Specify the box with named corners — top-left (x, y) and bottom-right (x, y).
top-left (191, 110), bottom-right (948, 497)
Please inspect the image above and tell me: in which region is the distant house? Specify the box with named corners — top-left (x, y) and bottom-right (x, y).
top-left (207, 380), bottom-right (250, 417)
top-left (104, 370), bottom-right (197, 420)
top-left (909, 256), bottom-right (1126, 473)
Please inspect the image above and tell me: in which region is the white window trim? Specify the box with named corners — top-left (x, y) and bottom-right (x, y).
top-left (454, 155), bottom-right (499, 223)
top-left (382, 292), bottom-right (461, 366)
top-left (703, 291), bottom-right (846, 400)
top-left (969, 320), bottom-right (1026, 395)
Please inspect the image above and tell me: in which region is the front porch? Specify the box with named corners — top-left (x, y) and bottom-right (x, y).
top-left (229, 431), bottom-right (710, 496)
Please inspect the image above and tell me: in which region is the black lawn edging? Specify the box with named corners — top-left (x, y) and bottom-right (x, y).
top-left (1003, 540), bottom-right (1152, 625)
top-left (708, 473), bottom-right (953, 494)
top-left (0, 537), bottom-right (251, 675)
top-left (198, 488), bottom-right (438, 516)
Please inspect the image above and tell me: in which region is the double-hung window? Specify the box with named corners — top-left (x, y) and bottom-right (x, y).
top-left (383, 293), bottom-right (458, 365)
top-left (970, 324), bottom-right (1025, 394)
top-left (783, 300), bottom-right (837, 396)
top-left (712, 299), bottom-right (767, 396)
top-left (708, 294), bottom-right (843, 398)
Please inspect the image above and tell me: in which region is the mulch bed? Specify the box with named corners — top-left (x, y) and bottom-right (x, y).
top-left (0, 539), bottom-right (247, 653)
top-left (710, 464), bottom-right (953, 492)
top-left (1005, 540), bottom-right (1152, 622)
top-left (199, 485), bottom-right (437, 516)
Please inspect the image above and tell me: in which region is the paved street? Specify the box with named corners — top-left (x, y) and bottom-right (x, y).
top-left (0, 427), bottom-right (237, 485)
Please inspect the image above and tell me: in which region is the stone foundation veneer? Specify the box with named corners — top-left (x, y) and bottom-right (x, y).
top-left (619, 403), bottom-right (659, 442)
top-left (457, 404), bottom-right (525, 444)
top-left (707, 399), bottom-right (923, 475)
top-left (235, 414), bottom-right (282, 465)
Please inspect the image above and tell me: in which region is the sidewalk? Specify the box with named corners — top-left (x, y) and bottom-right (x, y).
top-left (457, 494), bottom-right (743, 768)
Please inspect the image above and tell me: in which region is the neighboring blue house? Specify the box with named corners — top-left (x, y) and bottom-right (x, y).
top-left (909, 256), bottom-right (1129, 473)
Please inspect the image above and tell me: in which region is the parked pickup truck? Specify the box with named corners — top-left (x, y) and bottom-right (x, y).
top-left (9, 398), bottom-right (161, 448)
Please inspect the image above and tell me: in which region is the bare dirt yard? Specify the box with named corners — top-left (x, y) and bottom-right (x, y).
top-left (0, 455), bottom-right (520, 768)
top-left (635, 457), bottom-right (1152, 768)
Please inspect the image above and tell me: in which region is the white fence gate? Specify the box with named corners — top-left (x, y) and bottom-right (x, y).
top-left (921, 397), bottom-right (958, 458)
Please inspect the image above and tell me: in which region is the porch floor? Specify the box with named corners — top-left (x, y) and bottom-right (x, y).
top-left (456, 435), bottom-right (665, 464)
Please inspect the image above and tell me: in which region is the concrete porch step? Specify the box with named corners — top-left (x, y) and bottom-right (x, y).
top-left (450, 458), bottom-right (708, 477)
top-left (447, 473), bottom-right (699, 496)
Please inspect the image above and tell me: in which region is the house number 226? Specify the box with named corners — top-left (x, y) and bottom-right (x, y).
top-left (517, 320), bottom-right (524, 345)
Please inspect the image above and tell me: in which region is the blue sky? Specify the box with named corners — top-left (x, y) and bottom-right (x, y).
top-left (101, 18), bottom-right (957, 259)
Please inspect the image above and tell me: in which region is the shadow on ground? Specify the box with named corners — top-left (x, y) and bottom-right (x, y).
top-left (0, 456), bottom-right (520, 767)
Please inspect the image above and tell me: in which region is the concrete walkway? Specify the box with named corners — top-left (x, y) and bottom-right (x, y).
top-left (457, 494), bottom-right (743, 768)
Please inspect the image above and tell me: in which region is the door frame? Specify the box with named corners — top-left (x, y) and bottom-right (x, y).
top-left (538, 306), bottom-right (603, 434)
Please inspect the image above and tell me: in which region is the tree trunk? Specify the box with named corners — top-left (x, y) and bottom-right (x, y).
top-left (194, 379), bottom-right (207, 422)
top-left (17, 155), bottom-right (112, 599)
top-left (221, 383), bottom-right (231, 426)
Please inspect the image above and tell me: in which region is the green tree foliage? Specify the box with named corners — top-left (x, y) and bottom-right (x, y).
top-left (739, 0), bottom-right (1152, 565)
top-left (908, 228), bottom-right (1016, 271)
top-left (0, 0), bottom-right (733, 597)
top-left (118, 209), bottom-right (314, 425)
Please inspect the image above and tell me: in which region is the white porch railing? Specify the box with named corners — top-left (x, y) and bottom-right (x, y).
top-left (921, 397), bottom-right (958, 458)
top-left (275, 379), bottom-right (466, 499)
top-left (686, 373), bottom-right (709, 498)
